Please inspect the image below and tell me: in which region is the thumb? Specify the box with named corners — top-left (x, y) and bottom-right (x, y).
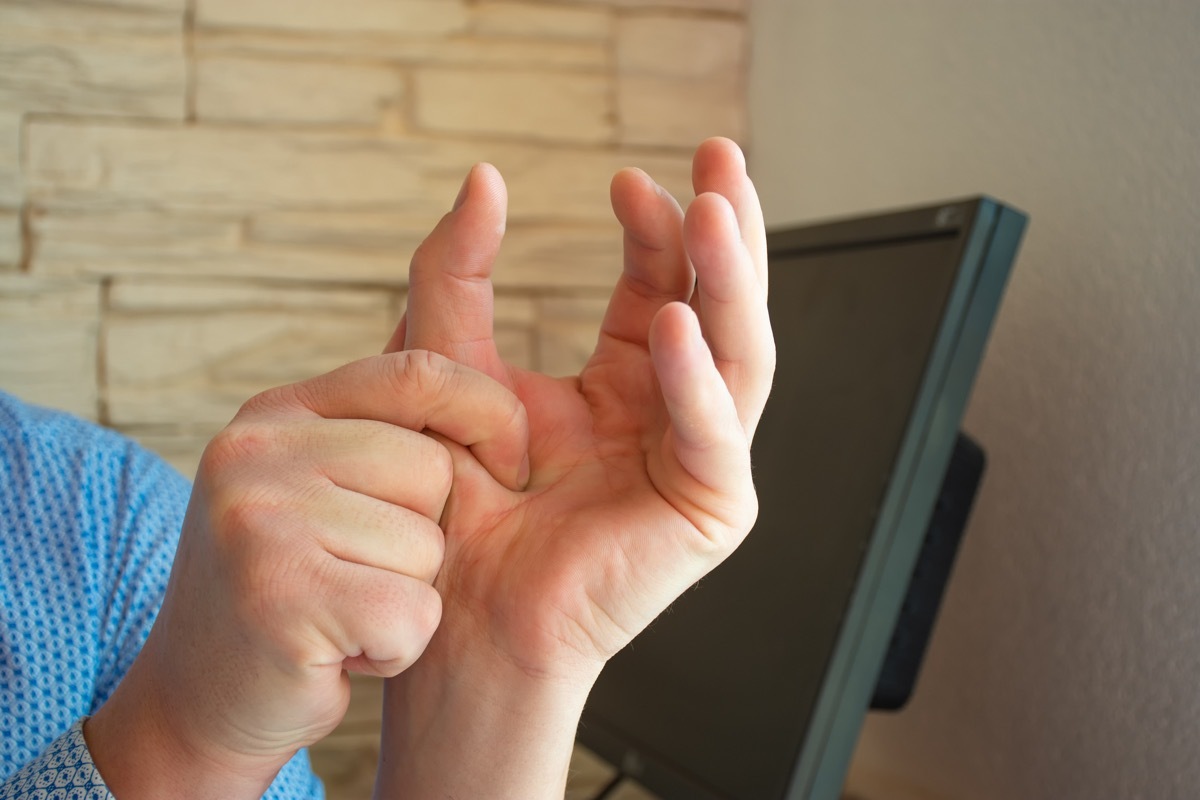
top-left (385, 163), bottom-right (511, 388)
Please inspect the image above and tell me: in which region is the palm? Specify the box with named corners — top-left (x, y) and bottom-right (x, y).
top-left (394, 139), bottom-right (773, 680)
top-left (435, 341), bottom-right (719, 675)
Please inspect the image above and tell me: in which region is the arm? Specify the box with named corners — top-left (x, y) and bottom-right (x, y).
top-left (374, 138), bottom-right (773, 797)
top-left (378, 638), bottom-right (592, 798)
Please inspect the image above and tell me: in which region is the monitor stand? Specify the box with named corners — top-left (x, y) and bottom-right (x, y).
top-left (871, 431), bottom-right (986, 711)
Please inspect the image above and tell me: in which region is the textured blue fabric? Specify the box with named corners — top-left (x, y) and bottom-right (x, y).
top-left (0, 391), bottom-right (323, 799)
top-left (0, 720), bottom-right (112, 800)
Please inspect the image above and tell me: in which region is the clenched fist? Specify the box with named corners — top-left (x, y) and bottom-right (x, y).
top-left (85, 350), bottom-right (528, 799)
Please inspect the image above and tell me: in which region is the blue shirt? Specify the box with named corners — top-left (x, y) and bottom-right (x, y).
top-left (0, 392), bottom-right (323, 798)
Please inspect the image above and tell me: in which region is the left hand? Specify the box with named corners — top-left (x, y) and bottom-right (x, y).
top-left (388, 137), bottom-right (774, 685)
top-left (86, 352), bottom-right (530, 800)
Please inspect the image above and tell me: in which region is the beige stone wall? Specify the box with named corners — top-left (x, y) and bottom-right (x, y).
top-left (0, 0), bottom-right (747, 795)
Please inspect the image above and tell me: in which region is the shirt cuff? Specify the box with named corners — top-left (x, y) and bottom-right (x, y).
top-left (0, 719), bottom-right (115, 800)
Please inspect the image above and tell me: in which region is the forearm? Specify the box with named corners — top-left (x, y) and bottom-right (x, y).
top-left (84, 649), bottom-right (285, 800)
top-left (375, 638), bottom-right (599, 799)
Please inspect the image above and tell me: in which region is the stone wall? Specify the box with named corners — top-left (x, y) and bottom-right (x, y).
top-left (0, 0), bottom-right (747, 795)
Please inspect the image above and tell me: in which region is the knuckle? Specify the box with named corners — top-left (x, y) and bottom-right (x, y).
top-left (208, 490), bottom-right (294, 579)
top-left (215, 490), bottom-right (282, 540)
top-left (392, 348), bottom-right (453, 399)
top-left (713, 486), bottom-right (759, 559)
top-left (373, 581), bottom-right (442, 675)
top-left (762, 336), bottom-right (778, 377)
top-left (736, 489), bottom-right (761, 540)
top-left (417, 520), bottom-right (447, 581)
top-left (201, 421), bottom-right (279, 476)
top-left (409, 582), bottom-right (443, 641)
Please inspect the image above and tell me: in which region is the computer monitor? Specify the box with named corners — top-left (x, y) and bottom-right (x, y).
top-left (577, 197), bottom-right (1028, 799)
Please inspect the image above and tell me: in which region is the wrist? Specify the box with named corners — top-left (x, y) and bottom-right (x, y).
top-left (376, 626), bottom-right (600, 800)
top-left (86, 645), bottom-right (287, 800)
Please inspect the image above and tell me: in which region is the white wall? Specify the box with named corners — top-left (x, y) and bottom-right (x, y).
top-left (750, 3), bottom-right (1200, 798)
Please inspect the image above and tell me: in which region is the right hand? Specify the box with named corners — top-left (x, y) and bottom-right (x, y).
top-left (85, 350), bottom-right (528, 798)
top-left (373, 140), bottom-right (772, 799)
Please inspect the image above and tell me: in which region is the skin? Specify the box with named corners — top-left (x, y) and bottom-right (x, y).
top-left (81, 137), bottom-right (773, 799)
top-left (376, 137), bottom-right (774, 798)
top-left (85, 352), bottom-right (530, 798)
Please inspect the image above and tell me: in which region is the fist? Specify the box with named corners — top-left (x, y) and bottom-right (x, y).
top-left (87, 350), bottom-right (528, 793)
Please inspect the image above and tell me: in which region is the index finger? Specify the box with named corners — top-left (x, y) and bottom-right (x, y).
top-left (244, 349), bottom-right (529, 491)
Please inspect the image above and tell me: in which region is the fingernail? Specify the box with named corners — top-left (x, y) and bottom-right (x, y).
top-left (517, 453), bottom-right (530, 490)
top-left (452, 166), bottom-right (473, 211)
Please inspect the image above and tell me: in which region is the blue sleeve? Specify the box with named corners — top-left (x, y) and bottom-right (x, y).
top-left (0, 721), bottom-right (114, 800)
top-left (0, 721), bottom-right (322, 800)
top-left (0, 392), bottom-right (324, 799)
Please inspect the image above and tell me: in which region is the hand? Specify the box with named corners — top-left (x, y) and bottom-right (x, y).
top-left (378, 138), bottom-right (773, 797)
top-left (85, 352), bottom-right (528, 799)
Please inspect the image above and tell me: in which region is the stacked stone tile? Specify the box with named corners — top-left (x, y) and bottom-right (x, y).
top-left (0, 1), bottom-right (746, 795)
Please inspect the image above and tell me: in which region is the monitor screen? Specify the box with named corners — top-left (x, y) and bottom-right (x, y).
top-left (578, 197), bottom-right (1028, 800)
